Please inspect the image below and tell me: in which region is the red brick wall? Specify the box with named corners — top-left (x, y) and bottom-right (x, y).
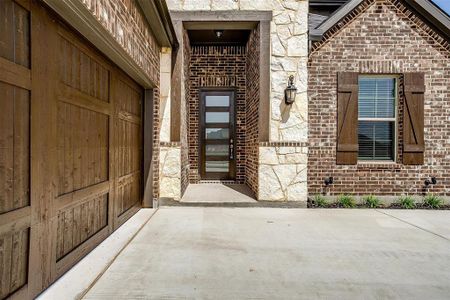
top-left (245, 27), bottom-right (260, 195)
top-left (79, 0), bottom-right (160, 84)
top-left (308, 0), bottom-right (450, 196)
top-left (188, 46), bottom-right (246, 183)
top-left (181, 30), bottom-right (191, 194)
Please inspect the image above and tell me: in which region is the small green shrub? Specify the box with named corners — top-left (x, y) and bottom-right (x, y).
top-left (363, 195), bottom-right (380, 208)
top-left (398, 195), bottom-right (416, 209)
top-left (338, 194), bottom-right (356, 208)
top-left (423, 194), bottom-right (442, 209)
top-left (313, 194), bottom-right (327, 208)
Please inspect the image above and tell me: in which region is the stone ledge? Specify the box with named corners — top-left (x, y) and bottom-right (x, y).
top-left (260, 141), bottom-right (309, 147)
top-left (160, 141), bottom-right (181, 147)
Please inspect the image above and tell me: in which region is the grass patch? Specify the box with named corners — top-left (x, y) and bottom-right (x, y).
top-left (423, 194), bottom-right (442, 209)
top-left (337, 194), bottom-right (356, 208)
top-left (313, 194), bottom-right (327, 208)
top-left (398, 195), bottom-right (416, 209)
top-left (363, 195), bottom-right (380, 208)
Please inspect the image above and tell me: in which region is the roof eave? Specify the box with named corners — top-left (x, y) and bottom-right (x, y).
top-left (404, 0), bottom-right (450, 41)
top-left (313, 0), bottom-right (450, 42)
top-left (138, 0), bottom-right (179, 49)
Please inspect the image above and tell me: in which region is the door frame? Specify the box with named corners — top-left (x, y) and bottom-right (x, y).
top-left (199, 88), bottom-right (236, 180)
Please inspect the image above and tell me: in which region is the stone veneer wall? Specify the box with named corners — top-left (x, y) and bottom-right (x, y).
top-left (308, 0), bottom-right (450, 197)
top-left (245, 27), bottom-right (260, 196)
top-left (188, 46), bottom-right (247, 183)
top-left (167, 0), bottom-right (308, 143)
top-left (168, 0), bottom-right (309, 202)
top-left (159, 143), bottom-right (181, 199)
top-left (259, 143), bottom-right (308, 201)
top-left (159, 31), bottom-right (191, 201)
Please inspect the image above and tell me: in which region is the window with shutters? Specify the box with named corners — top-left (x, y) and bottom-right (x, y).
top-left (358, 76), bottom-right (397, 161)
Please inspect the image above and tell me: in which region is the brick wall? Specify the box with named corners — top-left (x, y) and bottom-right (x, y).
top-left (181, 30), bottom-right (191, 194)
top-left (245, 27), bottom-right (260, 196)
top-left (308, 0), bottom-right (450, 197)
top-left (152, 87), bottom-right (160, 200)
top-left (79, 0), bottom-right (160, 84)
top-left (188, 46), bottom-right (246, 183)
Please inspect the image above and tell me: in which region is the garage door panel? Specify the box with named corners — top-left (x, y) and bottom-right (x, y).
top-left (55, 193), bottom-right (108, 261)
top-left (117, 172), bottom-right (140, 216)
top-left (0, 82), bottom-right (30, 215)
top-left (0, 0), bottom-right (30, 68)
top-left (60, 36), bottom-right (110, 103)
top-left (56, 102), bottom-right (109, 196)
top-left (117, 79), bottom-right (142, 117)
top-left (117, 120), bottom-right (141, 177)
top-left (0, 227), bottom-right (29, 299)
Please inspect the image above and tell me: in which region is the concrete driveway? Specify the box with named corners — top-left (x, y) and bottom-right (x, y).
top-left (84, 208), bottom-right (450, 300)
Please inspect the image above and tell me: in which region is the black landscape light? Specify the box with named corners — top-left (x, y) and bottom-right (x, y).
top-left (425, 177), bottom-right (437, 186)
top-left (324, 177), bottom-right (334, 186)
top-left (285, 75), bottom-right (297, 105)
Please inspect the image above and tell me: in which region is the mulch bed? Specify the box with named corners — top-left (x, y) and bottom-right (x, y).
top-left (307, 200), bottom-right (450, 210)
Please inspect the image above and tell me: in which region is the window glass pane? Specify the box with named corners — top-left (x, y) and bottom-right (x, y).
top-left (206, 144), bottom-right (228, 156)
top-left (205, 112), bottom-right (229, 123)
top-left (205, 95), bottom-right (230, 107)
top-left (206, 161), bottom-right (229, 172)
top-left (359, 78), bottom-right (396, 118)
top-left (206, 128), bottom-right (229, 139)
top-left (358, 121), bottom-right (394, 161)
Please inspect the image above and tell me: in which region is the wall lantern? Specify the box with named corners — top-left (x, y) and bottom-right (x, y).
top-left (214, 30), bottom-right (224, 39)
top-left (285, 75), bottom-right (297, 105)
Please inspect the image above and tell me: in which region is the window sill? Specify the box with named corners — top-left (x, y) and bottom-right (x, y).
top-left (356, 161), bottom-right (402, 170)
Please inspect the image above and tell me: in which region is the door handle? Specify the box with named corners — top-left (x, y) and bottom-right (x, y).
top-left (229, 138), bottom-right (234, 160)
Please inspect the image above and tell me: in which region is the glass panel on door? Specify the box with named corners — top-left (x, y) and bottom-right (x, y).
top-left (205, 95), bottom-right (230, 107)
top-left (205, 128), bottom-right (229, 139)
top-left (205, 112), bottom-right (229, 123)
top-left (205, 161), bottom-right (229, 172)
top-left (205, 144), bottom-right (229, 156)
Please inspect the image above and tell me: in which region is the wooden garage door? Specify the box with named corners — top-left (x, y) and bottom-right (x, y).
top-left (0, 1), bottom-right (144, 298)
top-left (0, 0), bottom-right (31, 299)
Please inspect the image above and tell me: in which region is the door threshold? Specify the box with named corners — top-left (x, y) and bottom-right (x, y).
top-left (199, 180), bottom-right (238, 184)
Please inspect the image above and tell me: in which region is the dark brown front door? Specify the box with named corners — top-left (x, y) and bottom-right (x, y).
top-left (200, 90), bottom-right (236, 180)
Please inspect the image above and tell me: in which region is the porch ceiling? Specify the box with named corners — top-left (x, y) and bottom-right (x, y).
top-left (188, 29), bottom-right (251, 46)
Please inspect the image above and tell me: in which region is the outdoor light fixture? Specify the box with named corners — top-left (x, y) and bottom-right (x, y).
top-left (214, 30), bottom-right (224, 39)
top-left (324, 177), bottom-right (334, 186)
top-left (424, 177), bottom-right (437, 186)
top-left (284, 75), bottom-right (297, 105)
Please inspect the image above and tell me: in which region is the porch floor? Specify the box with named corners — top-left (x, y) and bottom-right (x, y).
top-left (180, 183), bottom-right (257, 203)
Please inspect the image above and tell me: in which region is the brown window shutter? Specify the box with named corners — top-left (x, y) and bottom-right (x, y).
top-left (336, 72), bottom-right (359, 165)
top-left (403, 73), bottom-right (425, 165)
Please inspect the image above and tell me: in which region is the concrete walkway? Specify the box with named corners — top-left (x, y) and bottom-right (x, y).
top-left (181, 184), bottom-right (257, 203)
top-left (82, 208), bottom-right (450, 300)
